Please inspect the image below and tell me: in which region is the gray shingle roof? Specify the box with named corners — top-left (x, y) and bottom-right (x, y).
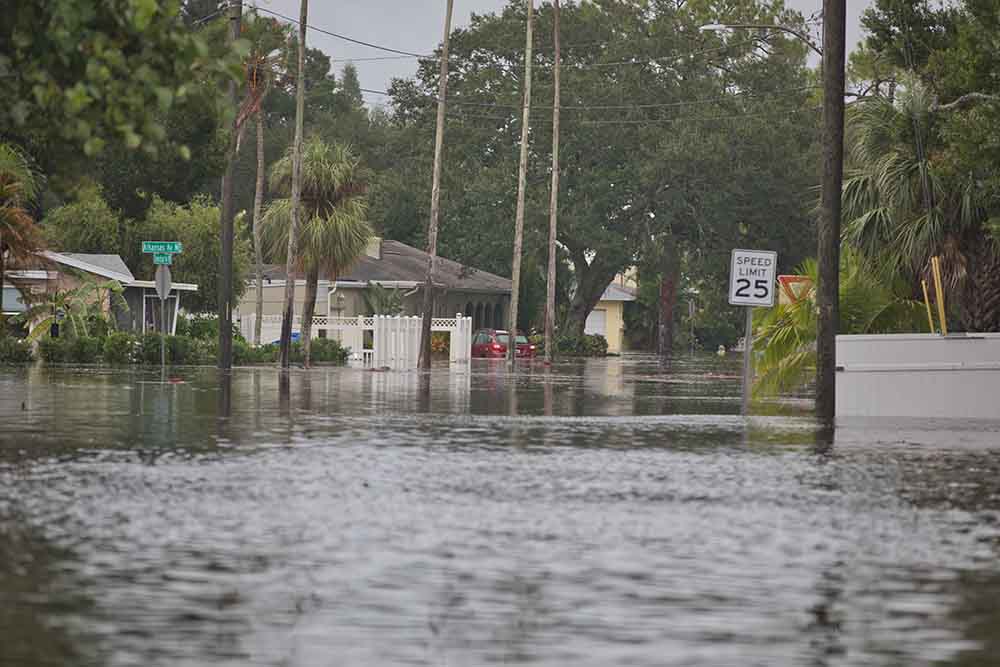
top-left (601, 283), bottom-right (638, 301)
top-left (259, 240), bottom-right (512, 294)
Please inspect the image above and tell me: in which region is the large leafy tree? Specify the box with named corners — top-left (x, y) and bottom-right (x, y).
top-left (139, 197), bottom-right (251, 313)
top-left (1, 1), bottom-right (244, 158)
top-left (374, 0), bottom-right (818, 337)
top-left (261, 138), bottom-right (373, 364)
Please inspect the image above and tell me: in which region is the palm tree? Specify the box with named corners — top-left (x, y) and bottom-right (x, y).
top-left (841, 77), bottom-right (1000, 331)
top-left (753, 250), bottom-right (927, 397)
top-left (0, 142), bottom-right (43, 326)
top-left (21, 278), bottom-right (127, 341)
top-left (262, 138), bottom-right (373, 366)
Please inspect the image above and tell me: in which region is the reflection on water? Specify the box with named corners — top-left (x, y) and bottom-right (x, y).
top-left (1, 355), bottom-right (999, 666)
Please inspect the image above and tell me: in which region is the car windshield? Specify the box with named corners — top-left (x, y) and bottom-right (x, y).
top-left (496, 334), bottom-right (529, 345)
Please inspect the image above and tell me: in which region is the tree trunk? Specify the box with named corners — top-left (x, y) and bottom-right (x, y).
top-left (507, 0), bottom-right (534, 364)
top-left (544, 0), bottom-right (560, 365)
top-left (252, 110), bottom-right (266, 347)
top-left (301, 265), bottom-right (319, 367)
top-left (657, 237), bottom-right (679, 362)
top-left (563, 259), bottom-right (617, 340)
top-left (279, 0), bottom-right (308, 369)
top-left (217, 0), bottom-right (243, 369)
top-left (960, 239), bottom-right (1000, 332)
top-left (418, 0), bottom-right (454, 370)
top-left (816, 0), bottom-right (846, 427)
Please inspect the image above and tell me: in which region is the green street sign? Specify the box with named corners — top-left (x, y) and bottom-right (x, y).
top-left (153, 253), bottom-right (173, 265)
top-left (142, 241), bottom-right (182, 254)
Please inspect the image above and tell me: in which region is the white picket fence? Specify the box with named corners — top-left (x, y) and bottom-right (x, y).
top-left (238, 313), bottom-right (473, 369)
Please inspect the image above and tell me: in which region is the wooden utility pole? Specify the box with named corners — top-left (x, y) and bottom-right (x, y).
top-left (815, 0), bottom-right (846, 426)
top-left (217, 0), bottom-right (242, 370)
top-left (544, 0), bottom-right (560, 366)
top-left (418, 0), bottom-right (455, 371)
top-left (278, 0), bottom-right (308, 369)
top-left (252, 110), bottom-right (265, 347)
top-left (508, 0), bottom-right (534, 365)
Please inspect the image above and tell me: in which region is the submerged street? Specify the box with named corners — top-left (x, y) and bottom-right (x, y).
top-left (2, 357), bottom-right (999, 666)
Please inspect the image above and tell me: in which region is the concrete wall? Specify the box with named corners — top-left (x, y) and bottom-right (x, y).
top-left (836, 333), bottom-right (1000, 419)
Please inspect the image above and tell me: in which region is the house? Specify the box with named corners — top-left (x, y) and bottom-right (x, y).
top-left (236, 238), bottom-right (512, 341)
top-left (585, 282), bottom-right (637, 355)
top-left (3, 252), bottom-right (197, 335)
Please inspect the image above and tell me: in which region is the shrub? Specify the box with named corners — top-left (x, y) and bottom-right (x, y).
top-left (310, 338), bottom-right (349, 363)
top-left (38, 337), bottom-right (72, 363)
top-left (69, 336), bottom-right (103, 364)
top-left (555, 334), bottom-right (608, 357)
top-left (138, 333), bottom-right (165, 365)
top-left (175, 313), bottom-right (244, 341)
top-left (0, 336), bottom-right (34, 363)
top-left (190, 337), bottom-right (218, 365)
top-left (166, 335), bottom-right (193, 364)
top-left (430, 332), bottom-right (449, 355)
top-left (103, 332), bottom-right (135, 364)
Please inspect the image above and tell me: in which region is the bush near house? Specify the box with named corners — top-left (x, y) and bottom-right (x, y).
top-left (69, 336), bottom-right (103, 364)
top-left (556, 334), bottom-right (608, 357)
top-left (103, 332), bottom-right (135, 364)
top-left (0, 336), bottom-right (34, 363)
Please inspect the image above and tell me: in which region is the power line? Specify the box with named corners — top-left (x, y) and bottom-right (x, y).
top-left (442, 105), bottom-right (822, 126)
top-left (253, 6), bottom-right (427, 57)
top-left (251, 6), bottom-right (771, 70)
top-left (359, 85), bottom-right (818, 112)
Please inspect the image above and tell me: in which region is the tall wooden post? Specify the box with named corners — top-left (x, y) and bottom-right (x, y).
top-left (418, 0), bottom-right (455, 370)
top-left (217, 0), bottom-right (242, 369)
top-left (508, 0), bottom-right (534, 365)
top-left (815, 0), bottom-right (846, 426)
top-left (544, 0), bottom-right (560, 366)
top-left (279, 0), bottom-right (308, 368)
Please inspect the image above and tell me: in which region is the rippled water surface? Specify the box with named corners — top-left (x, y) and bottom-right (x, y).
top-left (2, 356), bottom-right (999, 666)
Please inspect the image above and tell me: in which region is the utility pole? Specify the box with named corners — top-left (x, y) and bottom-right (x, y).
top-left (816, 0), bottom-right (846, 427)
top-left (279, 0), bottom-right (308, 369)
top-left (508, 0), bottom-right (534, 365)
top-left (418, 0), bottom-right (455, 371)
top-left (544, 0), bottom-right (560, 366)
top-left (217, 0), bottom-right (242, 370)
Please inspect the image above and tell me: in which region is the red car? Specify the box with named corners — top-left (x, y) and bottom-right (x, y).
top-left (471, 329), bottom-right (536, 358)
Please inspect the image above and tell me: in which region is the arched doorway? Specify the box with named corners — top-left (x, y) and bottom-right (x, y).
top-left (493, 303), bottom-right (504, 330)
top-left (474, 303), bottom-right (484, 330)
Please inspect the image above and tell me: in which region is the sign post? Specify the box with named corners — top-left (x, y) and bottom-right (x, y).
top-left (143, 241), bottom-right (182, 374)
top-left (155, 265), bottom-right (172, 372)
top-left (729, 249), bottom-right (777, 416)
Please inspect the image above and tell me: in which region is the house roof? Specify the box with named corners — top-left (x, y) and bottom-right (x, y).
top-left (600, 283), bottom-right (638, 302)
top-left (257, 239), bottom-right (513, 294)
top-left (42, 252), bottom-right (135, 283)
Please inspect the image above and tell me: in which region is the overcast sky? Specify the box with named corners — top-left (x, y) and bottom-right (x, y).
top-left (254, 0), bottom-right (872, 100)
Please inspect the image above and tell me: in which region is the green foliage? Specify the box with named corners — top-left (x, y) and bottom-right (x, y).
top-left (556, 334), bottom-right (608, 358)
top-left (103, 332), bottom-right (136, 364)
top-left (140, 196), bottom-right (251, 312)
top-left (21, 277), bottom-right (127, 342)
top-left (137, 333), bottom-right (165, 365)
top-left (309, 338), bottom-right (349, 363)
top-left (753, 251), bottom-right (928, 397)
top-left (42, 186), bottom-right (129, 254)
top-left (1, 0), bottom-right (244, 156)
top-left (362, 282), bottom-right (405, 316)
top-left (38, 337), bottom-right (71, 363)
top-left (175, 313), bottom-right (237, 340)
top-left (0, 336), bottom-right (34, 363)
top-left (69, 336), bottom-right (103, 364)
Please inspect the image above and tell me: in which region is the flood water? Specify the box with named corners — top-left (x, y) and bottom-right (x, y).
top-left (2, 356), bottom-right (999, 666)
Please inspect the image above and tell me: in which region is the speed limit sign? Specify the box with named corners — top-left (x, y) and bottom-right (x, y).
top-left (729, 249), bottom-right (777, 307)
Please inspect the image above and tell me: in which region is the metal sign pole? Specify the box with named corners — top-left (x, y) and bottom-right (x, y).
top-left (741, 306), bottom-right (753, 416)
top-left (161, 295), bottom-right (167, 368)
